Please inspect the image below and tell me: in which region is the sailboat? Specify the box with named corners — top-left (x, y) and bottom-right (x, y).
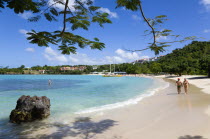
top-left (103, 64), bottom-right (122, 77)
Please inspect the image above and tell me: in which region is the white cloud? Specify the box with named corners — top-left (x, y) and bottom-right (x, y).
top-left (105, 56), bottom-right (125, 63)
top-left (132, 15), bottom-right (141, 21)
top-left (25, 48), bottom-right (35, 52)
top-left (44, 47), bottom-right (98, 65)
top-left (140, 55), bottom-right (150, 59)
top-left (156, 36), bottom-right (168, 41)
top-left (44, 47), bottom-right (68, 63)
top-left (43, 47), bottom-right (98, 65)
top-left (69, 53), bottom-right (99, 65)
top-left (200, 0), bottom-right (210, 10)
top-left (98, 7), bottom-right (118, 18)
top-left (45, 47), bottom-right (57, 56)
top-left (115, 49), bottom-right (140, 60)
top-left (18, 12), bottom-right (33, 19)
top-left (43, 48), bottom-right (148, 65)
top-left (204, 29), bottom-right (210, 33)
top-left (201, 0), bottom-right (210, 5)
top-left (69, 56), bottom-right (79, 63)
top-left (19, 29), bottom-right (29, 37)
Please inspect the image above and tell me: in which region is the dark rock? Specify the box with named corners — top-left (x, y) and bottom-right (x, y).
top-left (10, 95), bottom-right (50, 124)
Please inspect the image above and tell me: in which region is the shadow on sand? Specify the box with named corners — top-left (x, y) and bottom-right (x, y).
top-left (178, 135), bottom-right (207, 139)
top-left (0, 117), bottom-right (117, 139)
top-left (187, 76), bottom-right (209, 80)
top-left (35, 117), bottom-right (117, 139)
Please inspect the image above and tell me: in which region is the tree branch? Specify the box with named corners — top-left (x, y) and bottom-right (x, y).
top-left (138, 2), bottom-right (156, 47)
top-left (124, 47), bottom-right (149, 52)
top-left (124, 2), bottom-right (157, 54)
top-left (61, 0), bottom-right (69, 35)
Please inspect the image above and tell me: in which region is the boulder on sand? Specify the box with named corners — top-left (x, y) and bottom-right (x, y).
top-left (10, 95), bottom-right (50, 124)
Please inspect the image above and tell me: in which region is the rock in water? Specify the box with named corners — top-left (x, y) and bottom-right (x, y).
top-left (10, 95), bottom-right (50, 124)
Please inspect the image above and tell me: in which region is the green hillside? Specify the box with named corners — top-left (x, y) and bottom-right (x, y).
top-left (158, 41), bottom-right (210, 76)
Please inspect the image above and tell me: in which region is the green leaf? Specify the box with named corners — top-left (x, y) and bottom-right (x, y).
top-left (94, 38), bottom-right (99, 41)
top-left (86, 0), bottom-right (93, 5)
top-left (116, 0), bottom-right (141, 11)
top-left (6, 0), bottom-right (40, 14)
top-left (28, 15), bottom-right (41, 22)
top-left (44, 13), bottom-right (57, 22)
top-left (92, 12), bottom-right (112, 27)
top-left (89, 6), bottom-right (100, 11)
top-left (27, 30), bottom-right (57, 47)
top-left (50, 8), bottom-right (59, 16)
top-left (58, 45), bottom-right (77, 54)
top-left (0, 0), bottom-right (5, 9)
top-left (155, 15), bottom-right (167, 19)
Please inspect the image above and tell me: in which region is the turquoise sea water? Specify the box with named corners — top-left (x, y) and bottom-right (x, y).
top-left (0, 75), bottom-right (168, 138)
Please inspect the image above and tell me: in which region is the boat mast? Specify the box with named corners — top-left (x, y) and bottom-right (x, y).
top-left (110, 64), bottom-right (111, 74)
top-left (114, 63), bottom-right (115, 74)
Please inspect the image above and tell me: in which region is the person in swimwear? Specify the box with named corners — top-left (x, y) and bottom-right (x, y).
top-left (183, 78), bottom-right (189, 94)
top-left (176, 78), bottom-right (183, 94)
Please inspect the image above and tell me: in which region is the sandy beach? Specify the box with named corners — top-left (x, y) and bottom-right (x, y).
top-left (25, 75), bottom-right (210, 139)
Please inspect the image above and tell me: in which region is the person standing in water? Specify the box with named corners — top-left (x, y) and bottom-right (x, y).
top-left (176, 78), bottom-right (182, 94)
top-left (48, 79), bottom-right (52, 86)
top-left (183, 78), bottom-right (189, 94)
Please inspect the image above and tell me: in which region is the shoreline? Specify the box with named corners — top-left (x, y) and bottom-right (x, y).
top-left (8, 75), bottom-right (210, 139)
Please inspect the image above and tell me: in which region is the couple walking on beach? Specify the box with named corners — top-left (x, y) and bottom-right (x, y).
top-left (176, 78), bottom-right (189, 94)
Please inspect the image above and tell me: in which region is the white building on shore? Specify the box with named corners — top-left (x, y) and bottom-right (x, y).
top-left (133, 55), bottom-right (165, 64)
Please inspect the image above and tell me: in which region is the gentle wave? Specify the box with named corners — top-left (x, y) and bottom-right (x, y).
top-left (75, 79), bottom-right (169, 114)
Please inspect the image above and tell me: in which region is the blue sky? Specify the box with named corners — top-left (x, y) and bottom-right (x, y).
top-left (1, 0), bottom-right (210, 68)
